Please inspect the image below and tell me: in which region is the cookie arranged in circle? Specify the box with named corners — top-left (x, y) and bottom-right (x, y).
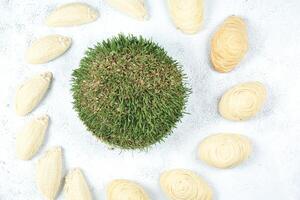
top-left (160, 169), bottom-right (213, 200)
top-left (15, 72), bottom-right (53, 116)
top-left (211, 16), bottom-right (248, 73)
top-left (46, 3), bottom-right (99, 27)
top-left (105, 0), bottom-right (148, 20)
top-left (198, 133), bottom-right (252, 169)
top-left (167, 0), bottom-right (204, 34)
top-left (219, 82), bottom-right (267, 121)
top-left (107, 179), bottom-right (150, 200)
top-left (25, 35), bottom-right (72, 64)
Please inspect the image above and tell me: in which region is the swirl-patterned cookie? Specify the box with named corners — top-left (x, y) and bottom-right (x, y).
top-left (160, 169), bottom-right (213, 200)
top-left (198, 133), bottom-right (252, 168)
top-left (167, 0), bottom-right (204, 34)
top-left (211, 16), bottom-right (248, 72)
top-left (219, 82), bottom-right (267, 121)
top-left (107, 179), bottom-right (150, 200)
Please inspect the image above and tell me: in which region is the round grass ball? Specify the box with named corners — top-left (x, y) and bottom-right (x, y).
top-left (71, 34), bottom-right (190, 149)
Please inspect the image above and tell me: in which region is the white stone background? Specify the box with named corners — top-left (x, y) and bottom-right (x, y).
top-left (0, 0), bottom-right (300, 199)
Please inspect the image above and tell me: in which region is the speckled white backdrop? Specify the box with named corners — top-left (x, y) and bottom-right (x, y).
top-left (1, 0), bottom-right (300, 199)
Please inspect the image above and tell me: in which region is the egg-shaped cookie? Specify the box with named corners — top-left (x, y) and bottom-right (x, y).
top-left (15, 72), bottom-right (53, 116)
top-left (105, 0), bottom-right (148, 20)
top-left (198, 133), bottom-right (252, 168)
top-left (167, 0), bottom-right (204, 34)
top-left (160, 169), bottom-right (213, 200)
top-left (219, 82), bottom-right (267, 121)
top-left (16, 115), bottom-right (49, 160)
top-left (107, 179), bottom-right (150, 200)
top-left (46, 3), bottom-right (99, 27)
top-left (64, 168), bottom-right (92, 200)
top-left (25, 35), bottom-right (72, 64)
top-left (36, 147), bottom-right (62, 200)
top-left (211, 16), bottom-right (248, 72)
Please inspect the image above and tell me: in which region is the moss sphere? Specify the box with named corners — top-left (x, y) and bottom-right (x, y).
top-left (71, 34), bottom-right (190, 149)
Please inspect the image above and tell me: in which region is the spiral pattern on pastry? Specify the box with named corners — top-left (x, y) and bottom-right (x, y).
top-left (198, 133), bottom-right (252, 169)
top-left (211, 16), bottom-right (248, 72)
top-left (219, 82), bottom-right (267, 121)
top-left (167, 0), bottom-right (204, 34)
top-left (107, 179), bottom-right (150, 200)
top-left (160, 169), bottom-right (213, 200)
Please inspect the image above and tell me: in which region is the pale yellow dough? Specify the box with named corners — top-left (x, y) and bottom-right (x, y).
top-left (46, 3), bottom-right (99, 27)
top-left (160, 169), bottom-right (213, 200)
top-left (219, 82), bottom-right (267, 121)
top-left (198, 133), bottom-right (252, 169)
top-left (211, 16), bottom-right (248, 72)
top-left (25, 35), bottom-right (72, 64)
top-left (105, 0), bottom-right (148, 20)
top-left (107, 179), bottom-right (150, 200)
top-left (15, 72), bottom-right (53, 116)
top-left (167, 0), bottom-right (204, 34)
top-left (64, 168), bottom-right (92, 200)
top-left (16, 115), bottom-right (49, 160)
top-left (36, 147), bottom-right (62, 200)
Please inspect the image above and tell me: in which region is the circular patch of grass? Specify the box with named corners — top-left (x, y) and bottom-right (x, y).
top-left (71, 34), bottom-right (190, 149)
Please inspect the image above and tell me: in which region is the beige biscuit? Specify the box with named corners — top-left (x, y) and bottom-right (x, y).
top-left (46, 3), bottom-right (99, 27)
top-left (160, 169), bottom-right (213, 200)
top-left (64, 168), bottom-right (92, 200)
top-left (15, 72), bottom-right (52, 116)
top-left (167, 0), bottom-right (204, 34)
top-left (36, 147), bottom-right (62, 200)
top-left (219, 82), bottom-right (267, 121)
top-left (199, 133), bottom-right (252, 168)
top-left (107, 179), bottom-right (150, 200)
top-left (25, 35), bottom-right (72, 64)
top-left (211, 16), bottom-right (248, 72)
top-left (105, 0), bottom-right (148, 20)
top-left (16, 115), bottom-right (49, 160)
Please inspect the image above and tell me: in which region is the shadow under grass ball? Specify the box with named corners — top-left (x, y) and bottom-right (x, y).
top-left (71, 34), bottom-right (190, 150)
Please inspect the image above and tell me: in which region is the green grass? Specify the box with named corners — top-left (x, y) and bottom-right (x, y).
top-left (71, 34), bottom-right (190, 150)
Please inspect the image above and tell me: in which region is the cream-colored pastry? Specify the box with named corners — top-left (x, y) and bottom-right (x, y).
top-left (16, 115), bottom-right (49, 160)
top-left (211, 16), bottom-right (248, 72)
top-left (46, 3), bottom-right (99, 27)
top-left (219, 82), bottom-right (267, 121)
top-left (107, 179), bottom-right (150, 200)
top-left (105, 0), bottom-right (148, 20)
top-left (25, 35), bottom-right (72, 64)
top-left (167, 0), bottom-right (204, 34)
top-left (15, 72), bottom-right (53, 116)
top-left (160, 169), bottom-right (212, 200)
top-left (36, 147), bottom-right (62, 200)
top-left (198, 133), bottom-right (252, 168)
top-left (64, 168), bottom-right (92, 200)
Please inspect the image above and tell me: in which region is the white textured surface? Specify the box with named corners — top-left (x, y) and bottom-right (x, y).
top-left (1, 0), bottom-right (300, 199)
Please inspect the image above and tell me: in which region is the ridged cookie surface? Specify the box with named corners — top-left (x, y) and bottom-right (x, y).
top-left (167, 0), bottom-right (204, 34)
top-left (160, 169), bottom-right (213, 200)
top-left (219, 82), bottom-right (267, 121)
top-left (105, 0), bottom-right (148, 20)
top-left (199, 133), bottom-right (252, 168)
top-left (15, 72), bottom-right (52, 116)
top-left (46, 3), bottom-right (99, 27)
top-left (16, 115), bottom-right (49, 160)
top-left (36, 147), bottom-right (62, 200)
top-left (25, 35), bottom-right (72, 64)
top-left (107, 179), bottom-right (150, 200)
top-left (211, 16), bottom-right (248, 72)
top-left (64, 168), bottom-right (92, 200)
